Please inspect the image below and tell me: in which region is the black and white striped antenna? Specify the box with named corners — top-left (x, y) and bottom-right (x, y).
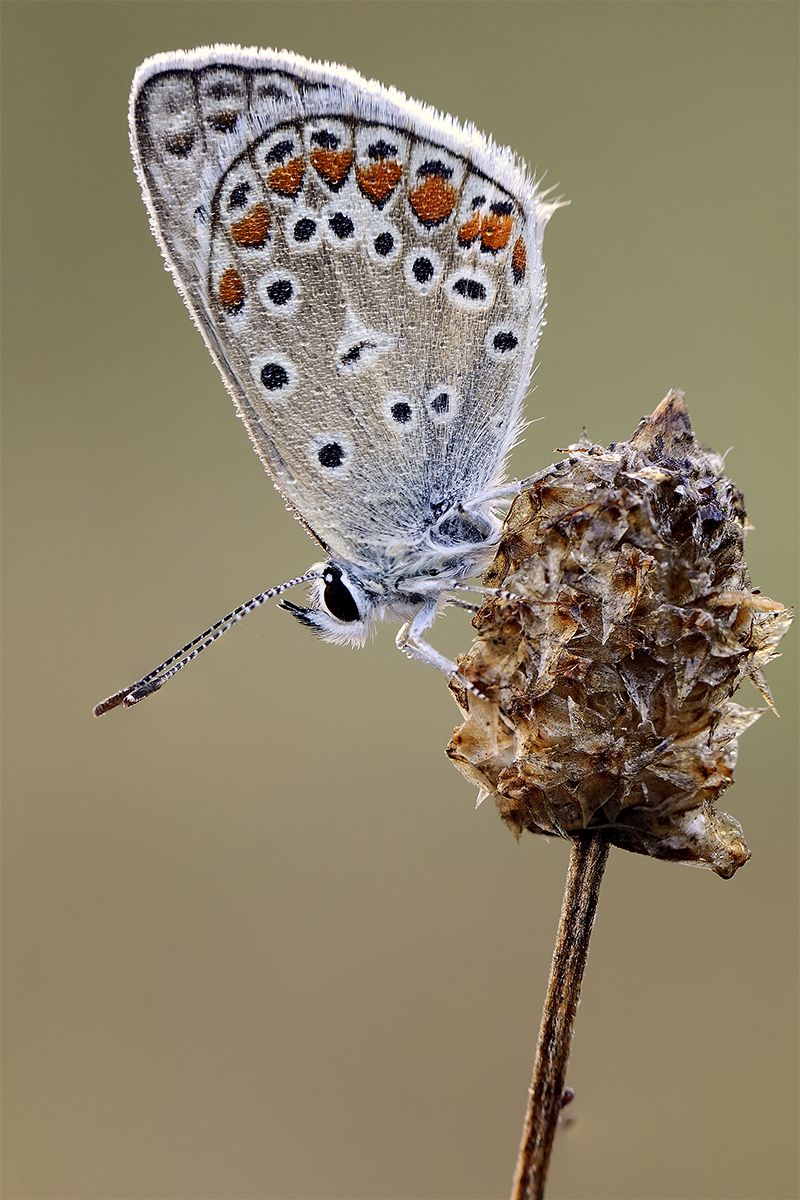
top-left (93, 571), bottom-right (320, 716)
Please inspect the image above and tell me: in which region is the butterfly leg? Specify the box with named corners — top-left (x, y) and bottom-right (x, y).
top-left (452, 582), bottom-right (531, 604)
top-left (395, 604), bottom-right (485, 696)
top-left (447, 597), bottom-right (480, 613)
top-left (458, 480), bottom-right (524, 514)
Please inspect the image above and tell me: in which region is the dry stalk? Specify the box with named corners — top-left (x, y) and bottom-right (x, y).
top-left (447, 391), bottom-right (792, 1195)
top-left (511, 833), bottom-right (609, 1200)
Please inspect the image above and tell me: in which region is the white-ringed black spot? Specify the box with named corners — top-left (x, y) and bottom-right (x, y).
top-left (257, 270), bottom-right (301, 316)
top-left (267, 279), bottom-right (293, 306)
top-left (383, 392), bottom-right (416, 430)
top-left (367, 224), bottom-right (401, 265)
top-left (403, 247), bottom-right (442, 295)
top-left (260, 362), bottom-right (290, 390)
top-left (493, 330), bottom-right (519, 353)
top-left (485, 324), bottom-right (521, 362)
top-left (293, 216), bottom-right (316, 242)
top-left (391, 401), bottom-right (412, 424)
top-left (309, 431), bottom-right (352, 475)
top-left (318, 442), bottom-right (344, 468)
top-left (445, 268), bottom-right (495, 311)
top-left (337, 336), bottom-right (385, 370)
top-left (329, 212), bottom-right (355, 239)
top-left (491, 199), bottom-right (514, 215)
top-left (425, 384), bottom-right (459, 425)
top-left (335, 325), bottom-right (393, 375)
top-left (471, 194), bottom-right (486, 209)
top-left (453, 277), bottom-right (487, 301)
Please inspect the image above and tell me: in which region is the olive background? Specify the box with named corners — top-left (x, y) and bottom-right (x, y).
top-left (2, 2), bottom-right (797, 1198)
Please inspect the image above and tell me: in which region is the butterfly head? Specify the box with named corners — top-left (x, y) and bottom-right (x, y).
top-left (279, 562), bottom-right (378, 648)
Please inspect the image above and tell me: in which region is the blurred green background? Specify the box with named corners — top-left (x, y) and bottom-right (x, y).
top-left (2, 2), bottom-right (797, 1198)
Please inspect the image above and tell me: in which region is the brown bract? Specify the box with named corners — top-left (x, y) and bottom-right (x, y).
top-left (448, 391), bottom-right (792, 878)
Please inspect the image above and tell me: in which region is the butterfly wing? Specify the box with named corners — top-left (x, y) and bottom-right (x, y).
top-left (130, 47), bottom-right (554, 571)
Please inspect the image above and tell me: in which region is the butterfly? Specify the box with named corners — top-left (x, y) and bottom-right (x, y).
top-left (94, 45), bottom-right (556, 716)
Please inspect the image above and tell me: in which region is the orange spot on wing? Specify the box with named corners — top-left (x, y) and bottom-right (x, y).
top-left (457, 211), bottom-right (481, 246)
top-left (268, 156), bottom-right (305, 197)
top-left (409, 176), bottom-right (457, 226)
top-left (355, 160), bottom-right (402, 206)
top-left (512, 235), bottom-right (527, 282)
top-left (218, 267), bottom-right (245, 313)
top-left (310, 148), bottom-right (354, 188)
top-left (230, 202), bottom-right (270, 247)
top-left (480, 212), bottom-right (513, 252)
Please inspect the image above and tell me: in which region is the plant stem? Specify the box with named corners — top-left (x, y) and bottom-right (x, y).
top-left (511, 832), bottom-right (610, 1200)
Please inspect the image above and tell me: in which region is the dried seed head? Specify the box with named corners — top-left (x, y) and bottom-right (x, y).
top-left (448, 392), bottom-right (792, 878)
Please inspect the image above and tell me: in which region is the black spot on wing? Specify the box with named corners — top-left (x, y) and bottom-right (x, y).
top-left (260, 362), bottom-right (290, 390)
top-left (318, 441), bottom-right (344, 468)
top-left (374, 231), bottom-right (394, 256)
top-left (265, 139), bottom-right (294, 165)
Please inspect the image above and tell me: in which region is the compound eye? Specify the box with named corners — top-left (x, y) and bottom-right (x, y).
top-left (322, 568), bottom-right (360, 623)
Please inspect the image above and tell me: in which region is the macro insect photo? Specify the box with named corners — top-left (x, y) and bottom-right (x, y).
top-left (2, 3), bottom-right (797, 1200)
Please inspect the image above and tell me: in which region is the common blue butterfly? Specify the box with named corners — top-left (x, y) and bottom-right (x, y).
top-left (94, 45), bottom-right (556, 716)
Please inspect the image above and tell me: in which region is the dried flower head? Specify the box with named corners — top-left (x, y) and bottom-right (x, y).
top-left (448, 392), bottom-right (792, 878)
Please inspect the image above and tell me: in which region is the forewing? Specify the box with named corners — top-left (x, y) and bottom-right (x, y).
top-left (130, 47), bottom-right (554, 568)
